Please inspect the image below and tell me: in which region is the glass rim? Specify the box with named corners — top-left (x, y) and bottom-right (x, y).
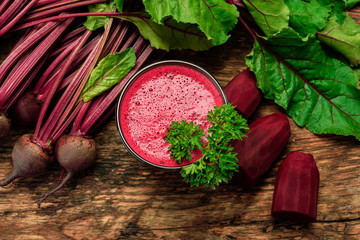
top-left (115, 60), bottom-right (228, 169)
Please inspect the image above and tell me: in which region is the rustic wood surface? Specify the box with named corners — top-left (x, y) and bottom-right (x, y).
top-left (0, 7), bottom-right (359, 240)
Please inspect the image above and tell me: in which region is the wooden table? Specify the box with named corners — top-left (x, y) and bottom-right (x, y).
top-left (1, 7), bottom-right (359, 240)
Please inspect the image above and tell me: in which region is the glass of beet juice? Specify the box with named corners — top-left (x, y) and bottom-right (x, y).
top-left (116, 60), bottom-right (227, 169)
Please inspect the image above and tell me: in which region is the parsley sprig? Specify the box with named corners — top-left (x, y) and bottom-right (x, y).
top-left (165, 104), bottom-right (249, 189)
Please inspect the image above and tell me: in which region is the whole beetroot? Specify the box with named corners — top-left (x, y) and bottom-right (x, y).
top-left (231, 112), bottom-right (291, 187)
top-left (272, 151), bottom-right (319, 222)
top-left (0, 134), bottom-right (53, 186)
top-left (11, 91), bottom-right (42, 128)
top-left (224, 68), bottom-right (262, 119)
top-left (0, 112), bottom-right (11, 140)
top-left (37, 134), bottom-right (96, 207)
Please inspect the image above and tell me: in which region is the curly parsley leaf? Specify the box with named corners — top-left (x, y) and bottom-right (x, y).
top-left (166, 104), bottom-right (248, 189)
top-left (165, 120), bottom-right (205, 163)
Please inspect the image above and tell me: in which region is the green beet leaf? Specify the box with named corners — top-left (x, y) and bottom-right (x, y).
top-left (118, 12), bottom-right (214, 51)
top-left (243, 0), bottom-right (289, 36)
top-left (114, 0), bottom-right (124, 12)
top-left (81, 48), bottom-right (136, 102)
top-left (318, 0), bottom-right (347, 22)
top-left (317, 14), bottom-right (360, 67)
top-left (245, 28), bottom-right (360, 140)
top-left (84, 2), bottom-right (117, 31)
top-left (142, 0), bottom-right (239, 46)
top-left (345, 0), bottom-right (360, 9)
top-left (284, 0), bottom-right (331, 36)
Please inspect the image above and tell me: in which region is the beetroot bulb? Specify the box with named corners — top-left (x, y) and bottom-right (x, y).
top-left (224, 68), bottom-right (262, 119)
top-left (231, 112), bottom-right (291, 187)
top-left (0, 112), bottom-right (11, 141)
top-left (36, 33), bottom-right (154, 207)
top-left (272, 151), bottom-right (319, 222)
top-left (11, 91), bottom-right (41, 128)
top-left (0, 134), bottom-right (53, 186)
top-left (37, 134), bottom-right (96, 206)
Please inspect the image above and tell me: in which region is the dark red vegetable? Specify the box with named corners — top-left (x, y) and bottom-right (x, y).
top-left (0, 134), bottom-right (53, 187)
top-left (224, 68), bottom-right (262, 119)
top-left (271, 151), bottom-right (319, 222)
top-left (37, 36), bottom-right (154, 207)
top-left (37, 134), bottom-right (96, 207)
top-left (11, 91), bottom-right (41, 128)
top-left (231, 112), bottom-right (291, 187)
top-left (0, 112), bottom-right (11, 140)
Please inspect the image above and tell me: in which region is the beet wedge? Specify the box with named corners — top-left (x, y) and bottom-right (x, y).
top-left (224, 68), bottom-right (262, 119)
top-left (271, 151), bottom-right (320, 222)
top-left (231, 112), bottom-right (291, 187)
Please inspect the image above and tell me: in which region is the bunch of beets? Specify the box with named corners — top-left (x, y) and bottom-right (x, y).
top-left (0, 0), bottom-right (154, 207)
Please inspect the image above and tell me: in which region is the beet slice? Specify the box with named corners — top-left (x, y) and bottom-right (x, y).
top-left (224, 68), bottom-right (262, 119)
top-left (231, 112), bottom-right (291, 187)
top-left (271, 151), bottom-right (319, 222)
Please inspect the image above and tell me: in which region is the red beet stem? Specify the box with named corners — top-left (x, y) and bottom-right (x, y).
top-left (0, 18), bottom-right (73, 110)
top-left (33, 0), bottom-right (60, 8)
top-left (21, 0), bottom-right (107, 23)
top-left (0, 0), bottom-right (38, 37)
top-left (0, 20), bottom-right (59, 85)
top-left (32, 0), bottom-right (90, 13)
top-left (48, 26), bottom-right (87, 58)
top-left (36, 34), bottom-right (102, 101)
top-left (54, 19), bottom-right (115, 129)
top-left (52, 102), bottom-right (83, 143)
top-left (0, 0), bottom-right (27, 29)
top-left (32, 36), bottom-right (81, 95)
top-left (0, 0), bottom-right (12, 15)
top-left (14, 12), bottom-right (124, 31)
top-left (38, 17), bottom-right (114, 142)
top-left (4, 57), bottom-right (46, 111)
top-left (34, 29), bottom-right (92, 140)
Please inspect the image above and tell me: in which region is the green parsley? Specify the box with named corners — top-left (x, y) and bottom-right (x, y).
top-left (165, 104), bottom-right (249, 189)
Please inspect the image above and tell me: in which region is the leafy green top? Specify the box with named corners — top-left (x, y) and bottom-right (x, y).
top-left (241, 0), bottom-right (360, 140)
top-left (165, 104), bottom-right (248, 189)
top-left (83, 0), bottom-right (238, 51)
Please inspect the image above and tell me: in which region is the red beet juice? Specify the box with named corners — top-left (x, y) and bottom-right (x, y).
top-left (116, 61), bottom-right (226, 168)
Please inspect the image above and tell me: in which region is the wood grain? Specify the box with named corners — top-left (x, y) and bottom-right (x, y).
top-left (0, 6), bottom-right (359, 240)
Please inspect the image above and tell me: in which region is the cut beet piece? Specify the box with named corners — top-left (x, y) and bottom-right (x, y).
top-left (224, 68), bottom-right (262, 119)
top-left (271, 151), bottom-right (319, 222)
top-left (231, 112), bottom-right (291, 187)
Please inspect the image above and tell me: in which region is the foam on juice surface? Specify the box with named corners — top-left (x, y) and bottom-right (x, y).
top-left (119, 64), bottom-right (224, 167)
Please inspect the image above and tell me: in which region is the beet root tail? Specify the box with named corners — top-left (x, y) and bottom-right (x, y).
top-left (0, 170), bottom-right (18, 187)
top-left (37, 172), bottom-right (73, 208)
